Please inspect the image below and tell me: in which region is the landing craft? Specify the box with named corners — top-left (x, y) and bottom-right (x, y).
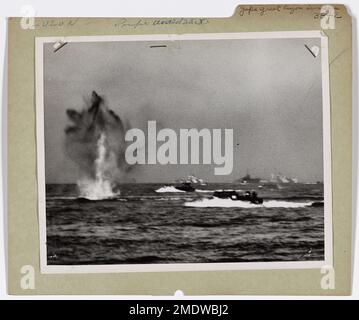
top-left (175, 182), bottom-right (196, 192)
top-left (213, 190), bottom-right (263, 204)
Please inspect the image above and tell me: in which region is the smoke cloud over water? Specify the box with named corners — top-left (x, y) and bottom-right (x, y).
top-left (65, 91), bottom-right (131, 199)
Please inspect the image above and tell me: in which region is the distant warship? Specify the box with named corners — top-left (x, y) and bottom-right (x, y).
top-left (269, 173), bottom-right (298, 184)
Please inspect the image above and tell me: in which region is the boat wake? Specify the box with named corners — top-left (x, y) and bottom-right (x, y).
top-left (184, 198), bottom-right (314, 208)
top-left (156, 187), bottom-right (243, 194)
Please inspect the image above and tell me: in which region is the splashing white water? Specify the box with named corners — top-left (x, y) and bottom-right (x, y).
top-left (155, 186), bottom-right (185, 193)
top-left (78, 133), bottom-right (119, 200)
top-left (184, 198), bottom-right (313, 208)
top-left (196, 189), bottom-right (243, 193)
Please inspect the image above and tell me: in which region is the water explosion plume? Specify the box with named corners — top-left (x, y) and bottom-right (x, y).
top-left (65, 91), bottom-right (131, 200)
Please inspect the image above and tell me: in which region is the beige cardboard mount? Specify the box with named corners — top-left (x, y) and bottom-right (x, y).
top-left (7, 4), bottom-right (352, 295)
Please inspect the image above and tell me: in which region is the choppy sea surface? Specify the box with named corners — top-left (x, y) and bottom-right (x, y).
top-left (46, 183), bottom-right (325, 265)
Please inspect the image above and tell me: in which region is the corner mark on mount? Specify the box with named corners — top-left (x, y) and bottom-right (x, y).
top-left (174, 289), bottom-right (184, 297)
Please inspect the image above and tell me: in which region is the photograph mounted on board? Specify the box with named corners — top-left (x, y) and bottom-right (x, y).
top-left (36, 32), bottom-right (332, 273)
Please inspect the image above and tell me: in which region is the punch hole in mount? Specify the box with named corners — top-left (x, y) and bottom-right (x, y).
top-left (53, 39), bottom-right (68, 52)
top-left (305, 44), bottom-right (320, 58)
top-left (174, 289), bottom-right (184, 297)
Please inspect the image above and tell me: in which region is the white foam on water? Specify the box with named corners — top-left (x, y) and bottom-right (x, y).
top-left (263, 200), bottom-right (313, 208)
top-left (155, 186), bottom-right (185, 193)
top-left (156, 187), bottom-right (245, 194)
top-left (48, 196), bottom-right (77, 200)
top-left (184, 198), bottom-right (313, 208)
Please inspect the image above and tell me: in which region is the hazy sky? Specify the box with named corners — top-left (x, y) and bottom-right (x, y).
top-left (44, 37), bottom-right (323, 183)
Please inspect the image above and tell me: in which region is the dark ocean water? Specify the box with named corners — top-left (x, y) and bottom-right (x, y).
top-left (46, 183), bottom-right (324, 265)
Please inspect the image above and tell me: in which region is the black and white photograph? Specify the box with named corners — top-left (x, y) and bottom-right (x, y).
top-left (36, 32), bottom-right (332, 273)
